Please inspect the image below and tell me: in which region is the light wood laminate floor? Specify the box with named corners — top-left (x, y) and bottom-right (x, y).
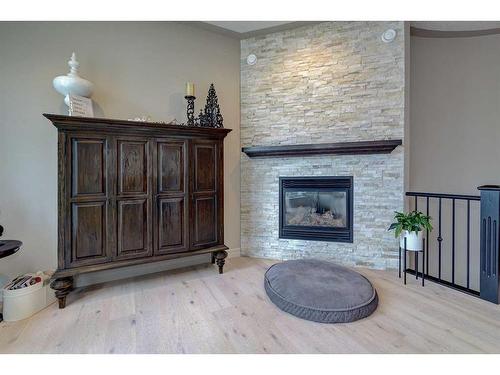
top-left (1, 256), bottom-right (499, 353)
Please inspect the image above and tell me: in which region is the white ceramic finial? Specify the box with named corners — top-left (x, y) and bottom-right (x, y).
top-left (53, 52), bottom-right (94, 107)
top-left (68, 52), bottom-right (80, 77)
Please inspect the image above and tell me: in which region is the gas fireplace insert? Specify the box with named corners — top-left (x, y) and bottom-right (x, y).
top-left (279, 176), bottom-right (353, 242)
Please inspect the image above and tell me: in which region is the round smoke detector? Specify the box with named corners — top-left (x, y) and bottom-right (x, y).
top-left (381, 29), bottom-right (397, 43)
top-left (246, 54), bottom-right (257, 65)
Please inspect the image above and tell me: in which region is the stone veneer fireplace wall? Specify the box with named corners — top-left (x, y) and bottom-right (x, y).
top-left (240, 21), bottom-right (406, 269)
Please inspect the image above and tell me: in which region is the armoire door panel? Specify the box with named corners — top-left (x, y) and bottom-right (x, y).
top-left (190, 140), bottom-right (220, 249)
top-left (69, 201), bottom-right (109, 267)
top-left (193, 196), bottom-right (217, 246)
top-left (194, 143), bottom-right (216, 192)
top-left (157, 197), bottom-right (187, 254)
top-left (71, 138), bottom-right (107, 197)
top-left (116, 199), bottom-right (151, 259)
top-left (158, 141), bottom-right (185, 194)
top-left (117, 139), bottom-right (148, 195)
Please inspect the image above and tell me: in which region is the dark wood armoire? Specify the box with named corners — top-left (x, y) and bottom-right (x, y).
top-left (44, 114), bottom-right (231, 308)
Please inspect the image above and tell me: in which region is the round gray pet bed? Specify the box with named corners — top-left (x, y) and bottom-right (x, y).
top-left (264, 259), bottom-right (378, 323)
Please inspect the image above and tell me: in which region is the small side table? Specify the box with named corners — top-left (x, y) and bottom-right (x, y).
top-left (398, 237), bottom-right (425, 287)
top-left (0, 240), bottom-right (23, 323)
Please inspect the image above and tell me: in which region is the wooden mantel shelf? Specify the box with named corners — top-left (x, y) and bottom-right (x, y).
top-left (241, 139), bottom-right (402, 158)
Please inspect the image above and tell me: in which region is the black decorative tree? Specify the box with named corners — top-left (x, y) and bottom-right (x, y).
top-left (198, 83), bottom-right (224, 128)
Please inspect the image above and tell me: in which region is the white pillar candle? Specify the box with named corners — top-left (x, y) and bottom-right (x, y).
top-left (186, 82), bottom-right (195, 97)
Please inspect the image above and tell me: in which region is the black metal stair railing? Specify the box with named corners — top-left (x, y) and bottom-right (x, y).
top-left (405, 191), bottom-right (481, 296)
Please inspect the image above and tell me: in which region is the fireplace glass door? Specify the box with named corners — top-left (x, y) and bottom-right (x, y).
top-left (279, 177), bottom-right (353, 242)
top-left (284, 191), bottom-right (347, 227)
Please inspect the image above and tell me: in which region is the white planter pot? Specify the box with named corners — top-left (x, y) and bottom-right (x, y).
top-left (399, 230), bottom-right (423, 251)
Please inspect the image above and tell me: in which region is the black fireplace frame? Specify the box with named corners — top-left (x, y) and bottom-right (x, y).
top-left (279, 176), bottom-right (353, 243)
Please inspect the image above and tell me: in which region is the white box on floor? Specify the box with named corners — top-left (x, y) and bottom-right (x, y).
top-left (2, 274), bottom-right (56, 321)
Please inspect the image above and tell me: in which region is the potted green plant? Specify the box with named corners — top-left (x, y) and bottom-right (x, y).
top-left (388, 211), bottom-right (433, 251)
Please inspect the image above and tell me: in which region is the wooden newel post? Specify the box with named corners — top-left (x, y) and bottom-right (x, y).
top-left (478, 185), bottom-right (500, 304)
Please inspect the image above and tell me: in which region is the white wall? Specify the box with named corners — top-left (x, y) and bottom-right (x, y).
top-left (410, 34), bottom-right (500, 194)
top-left (0, 22), bottom-right (241, 283)
top-left (410, 34), bottom-right (500, 289)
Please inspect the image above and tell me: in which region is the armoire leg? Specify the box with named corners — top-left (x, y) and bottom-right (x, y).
top-left (50, 276), bottom-right (74, 309)
top-left (215, 250), bottom-right (228, 274)
top-left (211, 252), bottom-right (216, 264)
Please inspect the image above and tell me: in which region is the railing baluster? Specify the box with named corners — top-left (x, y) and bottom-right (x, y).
top-left (438, 197), bottom-right (442, 281)
top-left (467, 200), bottom-right (470, 289)
top-left (415, 196), bottom-right (418, 211)
top-left (426, 196), bottom-right (429, 277)
top-left (452, 198), bottom-right (455, 284)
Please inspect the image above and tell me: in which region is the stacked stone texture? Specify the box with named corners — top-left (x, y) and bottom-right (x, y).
top-left (241, 21), bottom-right (405, 269)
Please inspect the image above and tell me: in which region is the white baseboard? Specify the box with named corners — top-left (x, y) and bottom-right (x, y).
top-left (227, 247), bottom-right (241, 258)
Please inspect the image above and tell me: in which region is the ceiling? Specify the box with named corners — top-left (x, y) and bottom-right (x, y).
top-left (197, 21), bottom-right (317, 38)
top-left (410, 21), bottom-right (500, 31)
top-left (205, 21), bottom-right (294, 33)
top-left (197, 21), bottom-right (500, 39)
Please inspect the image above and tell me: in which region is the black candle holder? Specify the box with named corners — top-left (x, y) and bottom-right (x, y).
top-left (184, 84), bottom-right (224, 128)
top-left (184, 95), bottom-right (196, 126)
